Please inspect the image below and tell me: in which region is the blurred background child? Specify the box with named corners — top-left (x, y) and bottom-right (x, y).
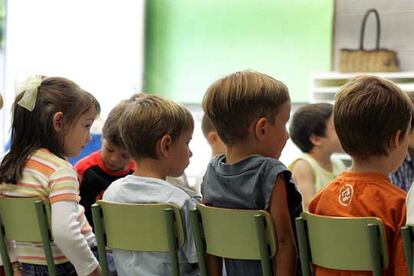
top-left (390, 91), bottom-right (414, 191)
top-left (201, 114), bottom-right (227, 158)
top-left (289, 103), bottom-right (345, 210)
top-left (76, 98), bottom-right (136, 227)
top-left (192, 114), bottom-right (227, 195)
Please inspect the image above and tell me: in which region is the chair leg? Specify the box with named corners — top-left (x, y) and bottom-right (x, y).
top-left (401, 226), bottom-right (413, 276)
top-left (367, 224), bottom-right (383, 276)
top-left (0, 222), bottom-right (12, 276)
top-left (34, 201), bottom-right (56, 276)
top-left (254, 214), bottom-right (272, 276)
top-left (295, 217), bottom-right (312, 276)
top-left (164, 208), bottom-right (180, 276)
top-left (189, 209), bottom-right (208, 276)
top-left (92, 205), bottom-right (110, 276)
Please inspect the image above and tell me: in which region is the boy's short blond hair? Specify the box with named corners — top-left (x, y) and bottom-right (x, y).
top-left (119, 94), bottom-right (194, 160)
top-left (202, 70), bottom-right (290, 145)
top-left (334, 75), bottom-right (412, 160)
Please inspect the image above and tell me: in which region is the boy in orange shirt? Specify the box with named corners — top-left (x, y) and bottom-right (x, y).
top-left (309, 75), bottom-right (410, 275)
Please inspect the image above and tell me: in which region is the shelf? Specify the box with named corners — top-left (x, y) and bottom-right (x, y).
top-left (310, 71), bottom-right (414, 103)
top-left (311, 71), bottom-right (414, 79)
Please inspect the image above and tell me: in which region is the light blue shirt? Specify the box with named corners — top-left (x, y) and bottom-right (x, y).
top-left (103, 175), bottom-right (199, 276)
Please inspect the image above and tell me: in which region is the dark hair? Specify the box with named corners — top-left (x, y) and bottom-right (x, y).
top-left (119, 95), bottom-right (194, 160)
top-left (102, 93), bottom-right (146, 147)
top-left (334, 75), bottom-right (412, 160)
top-left (202, 70), bottom-right (290, 145)
top-left (289, 103), bottom-right (333, 153)
top-left (0, 76), bottom-right (100, 184)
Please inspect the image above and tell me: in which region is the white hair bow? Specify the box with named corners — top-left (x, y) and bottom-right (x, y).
top-left (17, 75), bottom-right (43, 111)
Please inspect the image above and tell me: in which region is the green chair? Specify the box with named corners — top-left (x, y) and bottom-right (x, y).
top-left (0, 197), bottom-right (55, 276)
top-left (295, 212), bottom-right (388, 276)
top-left (91, 200), bottom-right (185, 276)
top-left (401, 225), bottom-right (414, 276)
top-left (189, 203), bottom-right (277, 276)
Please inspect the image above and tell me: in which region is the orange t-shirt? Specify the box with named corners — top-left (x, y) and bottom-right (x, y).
top-left (309, 171), bottom-right (407, 276)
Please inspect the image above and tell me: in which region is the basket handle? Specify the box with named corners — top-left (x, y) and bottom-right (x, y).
top-left (359, 9), bottom-right (380, 50)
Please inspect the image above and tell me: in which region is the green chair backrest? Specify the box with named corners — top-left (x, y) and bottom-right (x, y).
top-left (92, 201), bottom-right (185, 276)
top-left (401, 225), bottom-right (414, 276)
top-left (190, 203), bottom-right (277, 276)
top-left (296, 212), bottom-right (388, 276)
top-left (0, 197), bottom-right (55, 276)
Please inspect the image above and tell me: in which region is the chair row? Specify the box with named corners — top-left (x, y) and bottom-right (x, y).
top-left (0, 197), bottom-right (413, 276)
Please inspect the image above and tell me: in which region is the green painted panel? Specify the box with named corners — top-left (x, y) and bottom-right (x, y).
top-left (144, 0), bottom-right (334, 103)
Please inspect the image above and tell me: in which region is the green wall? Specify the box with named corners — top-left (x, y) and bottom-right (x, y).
top-left (144, 0), bottom-right (334, 103)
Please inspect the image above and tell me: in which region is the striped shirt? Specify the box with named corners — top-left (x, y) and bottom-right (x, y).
top-left (390, 154), bottom-right (414, 192)
top-left (0, 148), bottom-right (94, 265)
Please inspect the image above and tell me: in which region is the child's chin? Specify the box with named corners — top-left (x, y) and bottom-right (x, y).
top-left (65, 151), bottom-right (80, 159)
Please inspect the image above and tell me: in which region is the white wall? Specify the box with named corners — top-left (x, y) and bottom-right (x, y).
top-left (1, 0), bottom-right (145, 153)
top-left (334, 0), bottom-right (414, 70)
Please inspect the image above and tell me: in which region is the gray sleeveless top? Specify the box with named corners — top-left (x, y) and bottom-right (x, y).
top-left (202, 154), bottom-right (302, 276)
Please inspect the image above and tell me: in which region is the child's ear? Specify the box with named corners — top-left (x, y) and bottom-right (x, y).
top-left (389, 129), bottom-right (403, 149)
top-left (52, 112), bottom-right (64, 132)
top-left (158, 134), bottom-right (172, 158)
top-left (207, 131), bottom-right (219, 145)
top-left (253, 117), bottom-right (268, 141)
top-left (309, 134), bottom-right (323, 147)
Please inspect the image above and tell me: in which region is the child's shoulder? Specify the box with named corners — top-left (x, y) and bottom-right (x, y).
top-left (31, 148), bottom-right (73, 170)
top-left (320, 171), bottom-right (406, 205)
top-left (103, 175), bottom-right (197, 211)
top-left (210, 154), bottom-right (286, 169)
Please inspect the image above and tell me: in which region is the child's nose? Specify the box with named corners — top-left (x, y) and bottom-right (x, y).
top-left (107, 152), bottom-right (118, 162)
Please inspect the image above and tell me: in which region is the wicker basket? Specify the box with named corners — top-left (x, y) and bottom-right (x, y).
top-left (339, 9), bottom-right (399, 73)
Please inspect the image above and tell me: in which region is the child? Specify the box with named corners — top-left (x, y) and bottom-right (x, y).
top-left (289, 103), bottom-right (345, 210)
top-left (0, 76), bottom-right (102, 275)
top-left (192, 114), bottom-right (227, 195)
top-left (391, 92), bottom-right (414, 191)
top-left (102, 94), bottom-right (198, 276)
top-left (309, 75), bottom-right (410, 275)
top-left (201, 114), bottom-right (227, 158)
top-left (202, 70), bottom-right (302, 276)
top-left (76, 98), bottom-right (136, 227)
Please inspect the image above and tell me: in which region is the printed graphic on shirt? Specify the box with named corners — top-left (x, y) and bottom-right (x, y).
top-left (338, 184), bottom-right (353, 206)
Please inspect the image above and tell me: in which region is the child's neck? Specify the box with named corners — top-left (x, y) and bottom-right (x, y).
top-left (350, 156), bottom-right (393, 176)
top-left (308, 149), bottom-right (333, 172)
top-left (226, 142), bottom-right (264, 164)
top-left (211, 147), bottom-right (224, 158)
top-left (133, 158), bottom-right (167, 180)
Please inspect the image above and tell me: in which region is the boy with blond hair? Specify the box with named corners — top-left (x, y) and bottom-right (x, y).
top-left (309, 75), bottom-right (410, 275)
top-left (202, 70), bottom-right (302, 276)
top-left (103, 95), bottom-right (198, 276)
